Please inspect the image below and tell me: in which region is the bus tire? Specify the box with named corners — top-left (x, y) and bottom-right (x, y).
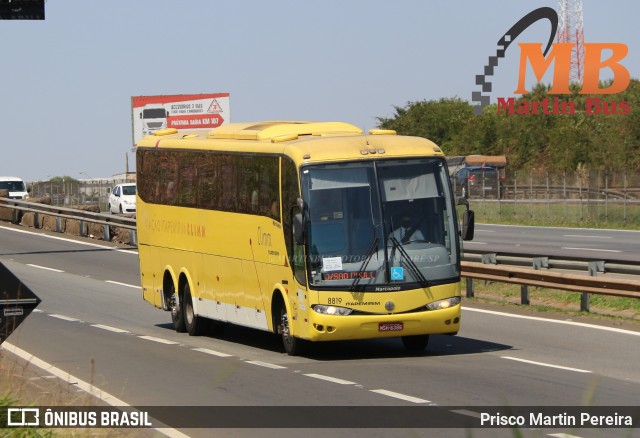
top-left (278, 303), bottom-right (306, 356)
top-left (184, 282), bottom-right (209, 336)
top-left (401, 334), bottom-right (429, 352)
top-left (169, 282), bottom-right (186, 333)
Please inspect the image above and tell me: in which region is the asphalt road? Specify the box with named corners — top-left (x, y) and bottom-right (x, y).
top-left (467, 224), bottom-right (640, 261)
top-left (1, 223), bottom-right (639, 438)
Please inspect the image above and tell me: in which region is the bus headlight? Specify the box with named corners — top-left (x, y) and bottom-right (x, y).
top-left (426, 296), bottom-right (461, 311)
top-left (312, 305), bottom-right (353, 316)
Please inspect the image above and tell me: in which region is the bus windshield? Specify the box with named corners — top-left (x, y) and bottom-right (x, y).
top-left (301, 158), bottom-right (459, 290)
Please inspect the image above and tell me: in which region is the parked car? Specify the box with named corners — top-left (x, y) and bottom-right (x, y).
top-left (0, 176), bottom-right (29, 199)
top-left (452, 166), bottom-right (503, 198)
top-left (109, 183), bottom-right (136, 214)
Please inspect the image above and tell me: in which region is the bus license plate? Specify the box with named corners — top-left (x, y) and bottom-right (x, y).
top-left (379, 322), bottom-right (403, 332)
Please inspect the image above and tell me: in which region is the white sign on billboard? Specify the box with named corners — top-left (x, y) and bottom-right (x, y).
top-left (131, 93), bottom-right (230, 145)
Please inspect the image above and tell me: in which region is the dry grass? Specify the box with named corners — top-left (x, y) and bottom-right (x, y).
top-left (0, 352), bottom-right (159, 437)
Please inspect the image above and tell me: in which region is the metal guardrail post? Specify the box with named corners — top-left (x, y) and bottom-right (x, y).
top-left (34, 212), bottom-right (40, 229)
top-left (466, 278), bottom-right (474, 298)
top-left (80, 220), bottom-right (87, 237)
top-left (582, 261), bottom-right (605, 312)
top-left (56, 217), bottom-right (62, 233)
top-left (130, 230), bottom-right (137, 246)
top-left (103, 225), bottom-right (111, 242)
top-left (520, 285), bottom-right (530, 305)
top-left (521, 257), bottom-right (549, 305)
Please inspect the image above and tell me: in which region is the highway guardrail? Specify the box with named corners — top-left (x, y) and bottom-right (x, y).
top-left (1, 197), bottom-right (638, 313)
top-left (0, 196), bottom-right (136, 245)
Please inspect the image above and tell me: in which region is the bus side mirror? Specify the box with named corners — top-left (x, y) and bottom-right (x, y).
top-left (457, 197), bottom-right (474, 241)
top-left (293, 212), bottom-right (304, 245)
top-left (462, 210), bottom-right (475, 241)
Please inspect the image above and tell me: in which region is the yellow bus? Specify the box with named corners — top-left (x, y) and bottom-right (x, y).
top-left (136, 121), bottom-right (474, 355)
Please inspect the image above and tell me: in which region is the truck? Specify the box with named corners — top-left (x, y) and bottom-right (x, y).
top-left (140, 104), bottom-right (169, 136)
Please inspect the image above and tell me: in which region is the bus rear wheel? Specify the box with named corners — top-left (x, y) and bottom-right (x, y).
top-left (169, 282), bottom-right (186, 333)
top-left (184, 282), bottom-right (209, 336)
top-left (401, 334), bottom-right (429, 352)
top-left (278, 304), bottom-right (306, 356)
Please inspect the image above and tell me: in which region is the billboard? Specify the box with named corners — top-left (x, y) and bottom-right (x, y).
top-left (131, 93), bottom-right (230, 145)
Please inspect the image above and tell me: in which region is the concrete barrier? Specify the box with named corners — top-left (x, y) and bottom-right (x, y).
top-left (2, 200), bottom-right (135, 244)
top-left (0, 189), bottom-right (16, 222)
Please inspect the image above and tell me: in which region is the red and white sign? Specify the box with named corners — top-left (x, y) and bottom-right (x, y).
top-left (167, 114), bottom-right (225, 129)
top-left (131, 93), bottom-right (230, 145)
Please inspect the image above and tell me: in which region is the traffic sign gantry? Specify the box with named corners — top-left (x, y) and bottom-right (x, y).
top-left (0, 262), bottom-right (41, 345)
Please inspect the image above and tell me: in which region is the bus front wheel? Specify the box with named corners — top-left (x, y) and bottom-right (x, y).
top-left (401, 334), bottom-right (429, 352)
top-left (278, 304), bottom-right (306, 356)
top-left (184, 282), bottom-right (209, 336)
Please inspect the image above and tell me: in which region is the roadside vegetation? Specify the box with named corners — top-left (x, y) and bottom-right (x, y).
top-left (470, 201), bottom-right (640, 230)
top-left (377, 79), bottom-right (640, 173)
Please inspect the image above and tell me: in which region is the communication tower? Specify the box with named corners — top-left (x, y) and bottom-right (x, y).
top-left (557, 0), bottom-right (585, 83)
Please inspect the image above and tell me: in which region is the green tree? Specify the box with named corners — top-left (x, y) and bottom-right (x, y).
top-left (376, 79), bottom-right (640, 172)
top-left (376, 98), bottom-right (474, 153)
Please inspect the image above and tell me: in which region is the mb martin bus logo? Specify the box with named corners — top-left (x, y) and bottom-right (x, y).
top-left (472, 7), bottom-right (630, 116)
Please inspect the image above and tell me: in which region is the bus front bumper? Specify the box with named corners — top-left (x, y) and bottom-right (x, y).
top-left (306, 304), bottom-right (461, 342)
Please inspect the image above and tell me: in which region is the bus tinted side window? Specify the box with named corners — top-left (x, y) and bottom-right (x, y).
top-left (137, 148), bottom-right (280, 219)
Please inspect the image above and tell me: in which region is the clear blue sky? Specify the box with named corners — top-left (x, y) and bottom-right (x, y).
top-left (2, 0), bottom-right (638, 182)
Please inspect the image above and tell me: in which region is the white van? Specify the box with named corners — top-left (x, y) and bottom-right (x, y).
top-left (0, 176), bottom-right (29, 199)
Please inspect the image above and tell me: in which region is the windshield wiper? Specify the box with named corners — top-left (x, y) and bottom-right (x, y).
top-left (350, 237), bottom-right (379, 292)
top-left (389, 236), bottom-right (429, 285)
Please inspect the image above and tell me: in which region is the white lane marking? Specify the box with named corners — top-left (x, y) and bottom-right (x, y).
top-left (465, 241), bottom-right (487, 245)
top-left (1, 342), bottom-right (188, 438)
top-left (33, 309), bottom-right (44, 313)
top-left (303, 373), bottom-right (357, 385)
top-left (0, 225), bottom-right (138, 255)
top-left (561, 247), bottom-right (621, 253)
top-left (105, 280), bottom-right (141, 289)
top-left (477, 223), bottom-right (640, 233)
top-left (26, 264), bottom-right (64, 273)
top-left (463, 307), bottom-right (640, 337)
top-left (91, 324), bottom-right (131, 334)
top-left (563, 234), bottom-right (612, 239)
top-left (370, 389), bottom-right (432, 404)
top-left (192, 347), bottom-right (233, 358)
top-left (49, 314), bottom-right (82, 322)
top-left (138, 335), bottom-right (179, 345)
top-left (245, 360), bottom-right (287, 370)
top-left (502, 356), bottom-right (591, 374)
